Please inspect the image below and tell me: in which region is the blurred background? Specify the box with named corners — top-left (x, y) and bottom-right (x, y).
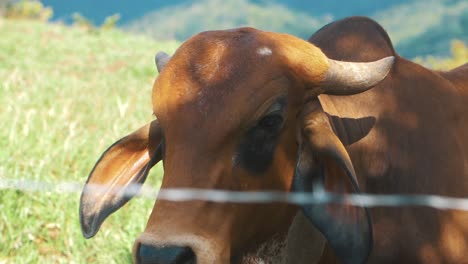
top-left (0, 0), bottom-right (466, 263)
top-left (2, 0), bottom-right (468, 59)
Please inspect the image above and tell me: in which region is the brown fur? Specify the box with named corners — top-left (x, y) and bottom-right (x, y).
top-left (311, 17), bottom-right (468, 263)
top-left (81, 17), bottom-right (468, 264)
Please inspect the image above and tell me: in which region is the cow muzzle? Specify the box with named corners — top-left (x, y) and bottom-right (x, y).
top-left (135, 243), bottom-right (196, 264)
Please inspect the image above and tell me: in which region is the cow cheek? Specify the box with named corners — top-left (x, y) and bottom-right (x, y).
top-left (229, 138), bottom-right (299, 255)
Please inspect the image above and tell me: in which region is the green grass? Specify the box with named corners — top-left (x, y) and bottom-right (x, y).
top-left (0, 18), bottom-right (179, 263)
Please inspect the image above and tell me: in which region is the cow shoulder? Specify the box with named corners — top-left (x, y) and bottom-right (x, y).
top-left (309, 16), bottom-right (396, 62)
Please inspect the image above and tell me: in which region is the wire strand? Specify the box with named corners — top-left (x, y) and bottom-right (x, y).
top-left (1, 179), bottom-right (468, 210)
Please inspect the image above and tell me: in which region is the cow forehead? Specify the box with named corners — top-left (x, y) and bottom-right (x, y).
top-left (152, 28), bottom-right (287, 138)
top-left (166, 27), bottom-right (277, 87)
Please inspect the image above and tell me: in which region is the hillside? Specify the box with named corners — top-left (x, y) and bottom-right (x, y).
top-left (41, 0), bottom-right (406, 25)
top-left (255, 0), bottom-right (409, 19)
top-left (123, 0), bottom-right (329, 41)
top-left (122, 0), bottom-right (468, 58)
top-left (373, 0), bottom-right (468, 57)
top-left (40, 0), bottom-right (414, 27)
top-left (0, 18), bottom-right (177, 263)
top-left (39, 0), bottom-right (468, 57)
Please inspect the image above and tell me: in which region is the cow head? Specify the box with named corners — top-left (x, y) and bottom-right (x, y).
top-left (80, 28), bottom-right (393, 264)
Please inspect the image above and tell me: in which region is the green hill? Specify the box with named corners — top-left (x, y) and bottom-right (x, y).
top-left (122, 0), bottom-right (468, 58)
top-left (0, 18), bottom-right (177, 263)
top-left (11, 0), bottom-right (467, 57)
top-left (123, 0), bottom-right (329, 41)
top-left (373, 0), bottom-right (468, 57)
top-left (10, 0), bottom-right (467, 57)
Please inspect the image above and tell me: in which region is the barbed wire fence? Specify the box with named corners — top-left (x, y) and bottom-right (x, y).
top-left (1, 178), bottom-right (468, 210)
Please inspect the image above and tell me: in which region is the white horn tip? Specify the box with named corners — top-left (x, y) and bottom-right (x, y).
top-left (378, 56), bottom-right (395, 73)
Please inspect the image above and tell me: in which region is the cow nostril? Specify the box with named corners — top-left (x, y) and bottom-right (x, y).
top-left (138, 243), bottom-right (196, 264)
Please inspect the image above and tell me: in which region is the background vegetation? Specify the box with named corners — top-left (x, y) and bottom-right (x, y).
top-left (415, 40), bottom-right (468, 70)
top-left (36, 0), bottom-right (468, 58)
top-left (0, 0), bottom-right (466, 263)
top-left (121, 0), bottom-right (468, 58)
top-left (123, 0), bottom-right (329, 41)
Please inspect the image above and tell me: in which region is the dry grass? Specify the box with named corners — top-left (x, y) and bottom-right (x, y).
top-left (0, 18), bottom-right (179, 263)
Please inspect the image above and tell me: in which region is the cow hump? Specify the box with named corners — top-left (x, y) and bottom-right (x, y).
top-left (309, 16), bottom-right (396, 62)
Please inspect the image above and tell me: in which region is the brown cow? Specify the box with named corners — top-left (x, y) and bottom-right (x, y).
top-left (79, 17), bottom-right (468, 263)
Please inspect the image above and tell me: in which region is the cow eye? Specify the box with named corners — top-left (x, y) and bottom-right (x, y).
top-left (257, 113), bottom-right (283, 130)
top-left (234, 112), bottom-right (284, 173)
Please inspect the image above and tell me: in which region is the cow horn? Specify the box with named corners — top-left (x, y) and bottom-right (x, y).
top-left (321, 56), bottom-right (394, 95)
top-left (155, 51), bottom-right (171, 73)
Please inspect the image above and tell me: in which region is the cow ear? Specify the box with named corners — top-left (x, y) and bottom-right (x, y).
top-left (292, 101), bottom-right (372, 264)
top-left (79, 120), bottom-right (163, 238)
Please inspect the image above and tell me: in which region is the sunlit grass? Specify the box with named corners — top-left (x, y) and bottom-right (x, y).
top-left (0, 19), bottom-right (179, 263)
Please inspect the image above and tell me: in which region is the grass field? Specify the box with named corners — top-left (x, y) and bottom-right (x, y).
top-left (0, 19), bottom-right (179, 263)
